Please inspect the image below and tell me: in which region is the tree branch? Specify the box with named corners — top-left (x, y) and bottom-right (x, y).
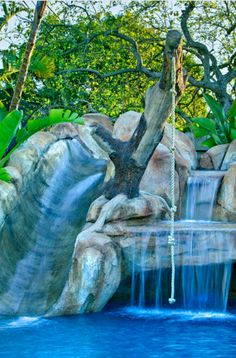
top-left (90, 124), bottom-right (123, 155)
top-left (181, 2), bottom-right (223, 85)
top-left (224, 69), bottom-right (236, 84)
top-left (59, 29), bottom-right (161, 80)
top-left (226, 22), bottom-right (236, 35)
top-left (133, 29), bottom-right (187, 167)
top-left (89, 30), bottom-right (187, 199)
top-left (175, 107), bottom-right (192, 124)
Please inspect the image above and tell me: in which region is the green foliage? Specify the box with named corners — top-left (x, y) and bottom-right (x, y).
top-left (0, 167), bottom-right (11, 182)
top-left (29, 56), bottom-right (56, 79)
top-left (0, 108), bottom-right (22, 182)
top-left (0, 101), bottom-right (8, 120)
top-left (25, 109), bottom-right (83, 136)
top-left (0, 0), bottom-right (235, 129)
top-left (191, 94), bottom-right (236, 148)
top-left (0, 109), bottom-right (23, 159)
top-left (0, 1), bottom-right (208, 125)
top-left (0, 107), bottom-right (84, 183)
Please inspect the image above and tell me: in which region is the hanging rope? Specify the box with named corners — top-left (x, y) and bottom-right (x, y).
top-left (168, 53), bottom-right (177, 305)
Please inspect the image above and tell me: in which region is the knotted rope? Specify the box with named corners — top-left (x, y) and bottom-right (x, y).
top-left (168, 53), bottom-right (177, 305)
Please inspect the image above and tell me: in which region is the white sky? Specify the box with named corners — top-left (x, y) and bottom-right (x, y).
top-left (0, 0), bottom-right (136, 51)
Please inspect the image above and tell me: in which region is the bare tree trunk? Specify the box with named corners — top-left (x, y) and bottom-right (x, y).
top-left (9, 1), bottom-right (47, 112)
top-left (91, 30), bottom-right (187, 200)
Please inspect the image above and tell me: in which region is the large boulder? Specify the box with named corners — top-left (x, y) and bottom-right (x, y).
top-left (221, 139), bottom-right (236, 170)
top-left (113, 111), bottom-right (140, 140)
top-left (87, 192), bottom-right (171, 224)
top-left (140, 144), bottom-right (180, 206)
top-left (47, 231), bottom-right (121, 316)
top-left (199, 144), bottom-right (229, 170)
top-left (214, 163), bottom-right (236, 222)
top-left (161, 123), bottom-right (197, 170)
top-left (83, 113), bottom-right (113, 132)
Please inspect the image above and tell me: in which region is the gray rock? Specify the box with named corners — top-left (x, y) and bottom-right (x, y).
top-left (83, 113), bottom-right (113, 132)
top-left (48, 232), bottom-right (121, 316)
top-left (215, 163), bottom-right (236, 222)
top-left (113, 111), bottom-right (141, 141)
top-left (140, 144), bottom-right (179, 205)
top-left (200, 144), bottom-right (229, 170)
top-left (86, 191), bottom-right (171, 224)
top-left (162, 123), bottom-right (197, 170)
top-left (221, 139), bottom-right (236, 170)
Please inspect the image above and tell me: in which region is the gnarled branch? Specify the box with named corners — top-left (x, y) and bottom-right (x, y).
top-left (90, 30), bottom-right (187, 199)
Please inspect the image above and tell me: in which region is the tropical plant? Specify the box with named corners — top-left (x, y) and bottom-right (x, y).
top-left (0, 106), bottom-right (84, 183)
top-left (1, 1), bottom-right (235, 128)
top-left (190, 94), bottom-right (236, 148)
top-left (0, 109), bottom-right (23, 182)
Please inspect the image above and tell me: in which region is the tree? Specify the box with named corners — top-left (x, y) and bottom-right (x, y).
top-left (91, 29), bottom-right (187, 199)
top-left (181, 1), bottom-right (236, 113)
top-left (0, 0), bottom-right (235, 128)
top-left (9, 1), bottom-right (47, 111)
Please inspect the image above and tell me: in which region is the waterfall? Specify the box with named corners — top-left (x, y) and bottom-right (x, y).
top-left (130, 227), bottom-right (234, 312)
top-left (130, 171), bottom-right (234, 312)
top-left (0, 139), bottom-right (106, 315)
top-left (185, 171), bottom-right (223, 221)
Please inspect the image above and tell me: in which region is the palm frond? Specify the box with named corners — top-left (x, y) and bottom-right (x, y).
top-left (30, 56), bottom-right (56, 79)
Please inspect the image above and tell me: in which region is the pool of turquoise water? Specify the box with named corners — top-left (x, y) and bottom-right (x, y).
top-left (0, 306), bottom-right (236, 357)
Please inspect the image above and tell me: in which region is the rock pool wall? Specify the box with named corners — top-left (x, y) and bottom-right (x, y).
top-left (0, 112), bottom-right (235, 316)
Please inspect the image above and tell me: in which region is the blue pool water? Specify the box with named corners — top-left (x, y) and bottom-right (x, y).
top-left (0, 306), bottom-right (236, 357)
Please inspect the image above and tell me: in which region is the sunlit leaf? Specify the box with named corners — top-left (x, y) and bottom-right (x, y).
top-left (0, 110), bottom-right (23, 159)
top-left (0, 167), bottom-right (11, 183)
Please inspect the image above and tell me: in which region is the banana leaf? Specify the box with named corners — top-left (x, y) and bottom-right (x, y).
top-left (0, 101), bottom-right (7, 121)
top-left (204, 94), bottom-right (229, 138)
top-left (0, 109), bottom-right (23, 159)
top-left (191, 117), bottom-right (217, 133)
top-left (201, 137), bottom-right (216, 148)
top-left (228, 99), bottom-right (236, 119)
top-left (26, 109), bottom-right (84, 136)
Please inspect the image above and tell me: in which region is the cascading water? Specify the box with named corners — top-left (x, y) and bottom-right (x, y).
top-left (130, 170), bottom-right (234, 312)
top-left (185, 171), bottom-right (223, 221)
top-left (0, 139), bottom-right (106, 315)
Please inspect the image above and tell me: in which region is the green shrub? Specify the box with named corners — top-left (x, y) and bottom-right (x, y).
top-left (191, 94), bottom-right (236, 148)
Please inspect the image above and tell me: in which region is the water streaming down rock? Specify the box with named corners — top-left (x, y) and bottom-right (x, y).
top-left (185, 171), bottom-right (223, 221)
top-left (130, 171), bottom-right (233, 312)
top-left (0, 139), bottom-right (106, 315)
top-left (130, 227), bottom-right (234, 311)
